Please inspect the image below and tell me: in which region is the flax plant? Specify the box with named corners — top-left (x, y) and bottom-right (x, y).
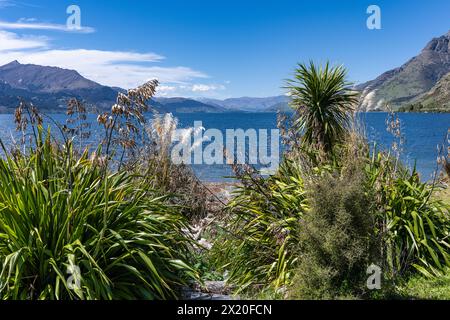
top-left (0, 89), bottom-right (198, 300)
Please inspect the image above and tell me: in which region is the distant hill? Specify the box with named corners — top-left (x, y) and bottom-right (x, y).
top-left (0, 61), bottom-right (226, 113)
top-left (0, 60), bottom-right (118, 112)
top-left (0, 60), bottom-right (295, 114)
top-left (265, 101), bottom-right (293, 113)
top-left (153, 97), bottom-right (225, 113)
top-left (0, 60), bottom-right (104, 93)
top-left (358, 30), bottom-right (450, 111)
top-left (197, 95), bottom-right (290, 112)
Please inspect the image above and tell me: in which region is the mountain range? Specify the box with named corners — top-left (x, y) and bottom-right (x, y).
top-left (0, 60), bottom-right (289, 114)
top-left (358, 30), bottom-right (450, 112)
top-left (197, 96), bottom-right (290, 112)
top-left (0, 60), bottom-right (118, 113)
top-left (1, 30), bottom-right (450, 114)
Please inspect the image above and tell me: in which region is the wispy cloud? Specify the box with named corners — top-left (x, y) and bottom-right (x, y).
top-left (0, 30), bottom-right (209, 89)
top-left (0, 11), bottom-right (223, 95)
top-left (157, 83), bottom-right (226, 97)
top-left (0, 0), bottom-right (14, 8)
top-left (0, 30), bottom-right (48, 51)
top-left (158, 85), bottom-right (178, 95)
top-left (192, 84), bottom-right (225, 92)
top-left (0, 0), bottom-right (227, 96)
top-left (0, 1), bottom-right (41, 8)
top-left (0, 19), bottom-right (95, 33)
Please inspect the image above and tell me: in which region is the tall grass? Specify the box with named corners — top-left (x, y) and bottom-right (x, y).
top-left (0, 128), bottom-right (197, 300)
top-left (131, 113), bottom-right (209, 221)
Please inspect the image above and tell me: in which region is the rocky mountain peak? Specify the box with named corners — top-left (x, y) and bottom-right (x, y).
top-left (358, 30), bottom-right (450, 111)
top-left (0, 60), bottom-right (21, 70)
top-left (0, 61), bottom-right (102, 93)
top-left (423, 32), bottom-right (450, 53)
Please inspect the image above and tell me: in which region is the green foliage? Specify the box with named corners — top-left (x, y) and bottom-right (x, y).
top-left (0, 129), bottom-right (197, 300)
top-left (285, 61), bottom-right (358, 157)
top-left (290, 161), bottom-right (378, 299)
top-left (191, 250), bottom-right (224, 282)
top-left (398, 71), bottom-right (450, 113)
top-left (398, 267), bottom-right (450, 300)
top-left (398, 103), bottom-right (424, 112)
top-left (212, 160), bottom-right (308, 294)
top-left (217, 131), bottom-right (450, 298)
top-left (367, 153), bottom-right (450, 278)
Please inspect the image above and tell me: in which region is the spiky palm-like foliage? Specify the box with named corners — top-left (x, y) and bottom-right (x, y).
top-left (0, 129), bottom-right (197, 300)
top-left (285, 61), bottom-right (359, 158)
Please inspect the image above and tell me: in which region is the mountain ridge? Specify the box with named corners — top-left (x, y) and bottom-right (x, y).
top-left (196, 95), bottom-right (290, 112)
top-left (358, 30), bottom-right (450, 111)
top-left (0, 60), bottom-right (118, 112)
top-left (0, 61), bottom-right (229, 113)
top-left (0, 60), bottom-right (103, 93)
top-left (0, 60), bottom-right (289, 113)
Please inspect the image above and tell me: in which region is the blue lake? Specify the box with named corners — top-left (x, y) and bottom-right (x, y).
top-left (175, 112), bottom-right (450, 182)
top-left (0, 112), bottom-right (448, 182)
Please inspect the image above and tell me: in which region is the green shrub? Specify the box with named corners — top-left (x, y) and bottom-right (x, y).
top-left (290, 161), bottom-right (378, 299)
top-left (367, 153), bottom-right (450, 278)
top-left (212, 160), bottom-right (308, 294)
top-left (0, 129), bottom-right (197, 300)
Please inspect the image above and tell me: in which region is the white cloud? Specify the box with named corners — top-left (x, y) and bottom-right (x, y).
top-left (192, 84), bottom-right (225, 92)
top-left (157, 85), bottom-right (178, 96)
top-left (0, 0), bottom-right (14, 8)
top-left (0, 7), bottom-right (228, 95)
top-left (18, 18), bottom-right (37, 22)
top-left (0, 49), bottom-right (208, 88)
top-left (0, 30), bottom-right (209, 89)
top-left (0, 1), bottom-right (40, 8)
top-left (0, 49), bottom-right (163, 66)
top-left (155, 83), bottom-right (227, 97)
top-left (0, 30), bottom-right (48, 51)
top-left (0, 19), bottom-right (95, 33)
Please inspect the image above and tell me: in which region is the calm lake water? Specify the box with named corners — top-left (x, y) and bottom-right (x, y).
top-left (0, 112), bottom-right (448, 182)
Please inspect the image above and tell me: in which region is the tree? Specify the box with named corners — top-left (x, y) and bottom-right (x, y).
top-left (285, 61), bottom-right (358, 159)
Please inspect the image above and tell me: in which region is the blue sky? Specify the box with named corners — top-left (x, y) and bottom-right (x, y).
top-left (0, 0), bottom-right (449, 98)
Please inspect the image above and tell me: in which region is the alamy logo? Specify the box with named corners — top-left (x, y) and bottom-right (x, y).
top-left (67, 5), bottom-right (82, 30)
top-left (366, 5), bottom-right (381, 30)
top-left (366, 264), bottom-right (382, 290)
top-left (66, 255), bottom-right (82, 292)
top-left (170, 121), bottom-right (280, 174)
